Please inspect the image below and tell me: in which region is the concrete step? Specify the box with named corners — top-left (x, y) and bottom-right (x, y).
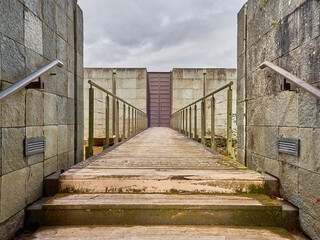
top-left (40, 193), bottom-right (282, 227)
top-left (43, 171), bottom-right (61, 197)
top-left (59, 168), bottom-right (268, 194)
top-left (28, 225), bottom-right (300, 240)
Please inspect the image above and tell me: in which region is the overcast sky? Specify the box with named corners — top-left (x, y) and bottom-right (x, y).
top-left (78, 0), bottom-right (247, 71)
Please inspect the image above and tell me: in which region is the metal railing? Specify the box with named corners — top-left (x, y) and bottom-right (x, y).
top-left (0, 60), bottom-right (63, 102)
top-left (260, 61), bottom-right (320, 100)
top-left (170, 82), bottom-right (235, 159)
top-left (85, 80), bottom-right (148, 159)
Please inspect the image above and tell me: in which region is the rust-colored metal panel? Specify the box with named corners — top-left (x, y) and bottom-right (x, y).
top-left (147, 72), bottom-right (172, 127)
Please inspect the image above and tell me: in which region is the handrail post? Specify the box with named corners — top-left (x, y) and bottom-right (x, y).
top-left (135, 109), bottom-right (137, 134)
top-left (131, 108), bottom-right (134, 135)
top-left (128, 107), bottom-right (131, 137)
top-left (122, 103), bottom-right (126, 141)
top-left (201, 100), bottom-right (205, 145)
top-left (211, 96), bottom-right (216, 151)
top-left (85, 86), bottom-right (94, 158)
top-left (185, 108), bottom-right (188, 136)
top-left (182, 110), bottom-right (185, 134)
top-left (227, 87), bottom-right (234, 158)
top-left (104, 95), bottom-right (110, 150)
top-left (189, 106), bottom-right (192, 138)
top-left (137, 112), bottom-right (139, 133)
top-left (112, 69), bottom-right (116, 137)
top-left (115, 100), bottom-right (119, 144)
top-left (194, 104), bottom-right (197, 141)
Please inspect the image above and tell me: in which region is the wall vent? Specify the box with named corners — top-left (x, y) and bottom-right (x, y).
top-left (278, 138), bottom-right (300, 156)
top-left (24, 137), bottom-right (46, 156)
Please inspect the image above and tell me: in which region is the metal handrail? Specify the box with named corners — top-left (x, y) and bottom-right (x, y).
top-left (0, 60), bottom-right (63, 102)
top-left (88, 80), bottom-right (146, 114)
top-left (170, 81), bottom-right (235, 159)
top-left (172, 81), bottom-right (233, 115)
top-left (260, 61), bottom-right (320, 100)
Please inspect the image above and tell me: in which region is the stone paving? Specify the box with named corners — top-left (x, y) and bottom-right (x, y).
top-left (29, 226), bottom-right (295, 240)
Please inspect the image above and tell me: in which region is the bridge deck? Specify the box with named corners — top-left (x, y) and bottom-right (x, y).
top-left (61, 127), bottom-right (264, 194)
top-left (78, 127), bottom-right (244, 170)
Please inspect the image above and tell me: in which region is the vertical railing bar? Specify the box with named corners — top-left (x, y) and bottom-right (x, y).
top-left (211, 96), bottom-right (216, 151)
top-left (182, 110), bottom-right (185, 134)
top-left (184, 108), bottom-right (188, 136)
top-left (123, 103), bottom-right (126, 141)
top-left (104, 94), bottom-right (110, 149)
top-left (131, 107), bottom-right (134, 136)
top-left (115, 99), bottom-right (119, 144)
top-left (85, 86), bottom-right (94, 158)
top-left (227, 87), bottom-right (234, 158)
top-left (112, 70), bottom-right (116, 137)
top-left (135, 109), bottom-right (137, 135)
top-left (194, 104), bottom-right (197, 141)
top-left (189, 106), bottom-right (192, 138)
top-left (128, 107), bottom-right (131, 137)
top-left (201, 100), bottom-right (205, 145)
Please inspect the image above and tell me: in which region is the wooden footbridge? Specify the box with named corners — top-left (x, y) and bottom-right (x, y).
top-left (26, 81), bottom-right (300, 239)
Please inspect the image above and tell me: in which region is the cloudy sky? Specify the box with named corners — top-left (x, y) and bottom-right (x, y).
top-left (78, 0), bottom-right (247, 71)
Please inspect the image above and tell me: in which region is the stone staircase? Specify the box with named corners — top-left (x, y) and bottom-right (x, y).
top-left (24, 128), bottom-right (301, 239)
top-left (25, 169), bottom-right (300, 239)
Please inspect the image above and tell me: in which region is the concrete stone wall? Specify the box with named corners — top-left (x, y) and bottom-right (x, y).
top-left (0, 0), bottom-right (84, 239)
top-left (237, 0), bottom-right (320, 239)
top-left (172, 68), bottom-right (237, 138)
top-left (84, 68), bottom-right (147, 140)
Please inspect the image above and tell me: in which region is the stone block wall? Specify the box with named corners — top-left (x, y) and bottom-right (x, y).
top-left (0, 0), bottom-right (84, 239)
top-left (237, 0), bottom-right (320, 238)
top-left (84, 68), bottom-right (147, 140)
top-left (172, 68), bottom-right (237, 138)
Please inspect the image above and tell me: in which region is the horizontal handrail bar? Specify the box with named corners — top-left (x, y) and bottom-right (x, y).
top-left (260, 61), bottom-right (320, 100)
top-left (88, 80), bottom-right (146, 115)
top-left (171, 81), bottom-right (233, 115)
top-left (0, 60), bottom-right (63, 102)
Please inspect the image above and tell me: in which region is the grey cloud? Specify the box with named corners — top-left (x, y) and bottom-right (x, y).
top-left (78, 0), bottom-right (247, 71)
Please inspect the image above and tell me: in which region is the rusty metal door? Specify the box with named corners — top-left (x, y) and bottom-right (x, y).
top-left (147, 72), bottom-right (171, 127)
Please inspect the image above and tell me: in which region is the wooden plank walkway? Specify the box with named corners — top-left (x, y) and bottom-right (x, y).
top-left (26, 128), bottom-right (302, 239)
top-left (76, 127), bottom-right (245, 170)
top-left (60, 127), bottom-right (265, 194)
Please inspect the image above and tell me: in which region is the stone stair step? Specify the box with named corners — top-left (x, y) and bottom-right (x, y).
top-left (41, 193), bottom-right (282, 226)
top-left (28, 225), bottom-right (298, 240)
top-left (59, 168), bottom-right (266, 194)
top-left (43, 171), bottom-right (61, 197)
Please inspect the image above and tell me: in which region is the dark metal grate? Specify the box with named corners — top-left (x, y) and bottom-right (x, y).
top-left (278, 138), bottom-right (300, 156)
top-left (24, 137), bottom-right (46, 156)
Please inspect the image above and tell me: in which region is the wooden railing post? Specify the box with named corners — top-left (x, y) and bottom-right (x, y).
top-left (227, 87), bottom-right (234, 158)
top-left (201, 100), bottom-right (205, 145)
top-left (182, 110), bottom-right (185, 134)
top-left (135, 109), bottom-right (137, 134)
top-left (123, 103), bottom-right (126, 141)
top-left (128, 107), bottom-right (131, 137)
top-left (189, 106), bottom-right (192, 138)
top-left (131, 108), bottom-right (134, 135)
top-left (194, 104), bottom-right (197, 141)
top-left (112, 69), bottom-right (116, 137)
top-left (211, 96), bottom-right (216, 151)
top-left (185, 108), bottom-right (188, 136)
top-left (85, 86), bottom-right (94, 158)
top-left (104, 95), bottom-right (110, 150)
top-left (115, 100), bottom-right (119, 144)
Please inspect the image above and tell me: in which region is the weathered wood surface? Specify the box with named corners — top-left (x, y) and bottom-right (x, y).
top-left (61, 128), bottom-right (265, 194)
